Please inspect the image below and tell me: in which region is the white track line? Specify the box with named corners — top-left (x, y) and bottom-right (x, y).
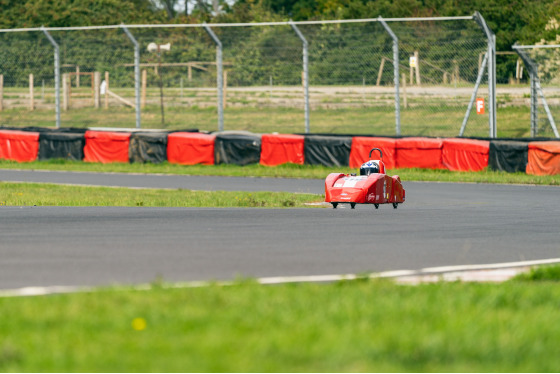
top-left (420, 258), bottom-right (560, 273)
top-left (2, 258), bottom-right (560, 298)
top-left (0, 286), bottom-right (87, 297)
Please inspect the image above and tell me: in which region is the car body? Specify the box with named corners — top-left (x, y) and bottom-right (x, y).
top-left (325, 148), bottom-right (405, 209)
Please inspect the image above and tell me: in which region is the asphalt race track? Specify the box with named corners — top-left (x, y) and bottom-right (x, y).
top-left (1, 169), bottom-right (560, 290)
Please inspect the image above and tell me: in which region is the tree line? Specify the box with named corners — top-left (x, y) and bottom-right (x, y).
top-left (0, 0), bottom-right (558, 87)
top-left (1, 0), bottom-right (559, 50)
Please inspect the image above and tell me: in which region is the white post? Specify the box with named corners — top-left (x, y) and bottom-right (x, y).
top-left (180, 76), bottom-right (183, 98)
top-left (62, 73), bottom-right (68, 111)
top-left (223, 70), bottom-right (228, 109)
top-left (402, 72), bottom-right (407, 109)
top-left (94, 72), bottom-right (100, 108)
top-left (0, 74), bottom-right (3, 111)
top-left (104, 71), bottom-right (109, 109)
top-left (414, 51), bottom-right (421, 86)
top-left (29, 74), bottom-right (34, 110)
top-left (141, 69), bottom-right (147, 109)
top-left (377, 57), bottom-right (386, 86)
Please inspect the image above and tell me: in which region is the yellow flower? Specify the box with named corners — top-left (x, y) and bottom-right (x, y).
top-left (132, 317), bottom-right (147, 331)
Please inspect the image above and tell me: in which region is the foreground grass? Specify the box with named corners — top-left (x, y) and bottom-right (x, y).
top-left (2, 272), bottom-right (560, 372)
top-left (0, 182), bottom-right (322, 208)
top-left (513, 264), bottom-right (560, 282)
top-left (2, 159), bottom-right (560, 186)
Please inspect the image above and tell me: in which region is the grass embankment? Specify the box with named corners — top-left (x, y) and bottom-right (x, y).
top-left (2, 159), bottom-right (560, 185)
top-left (2, 268), bottom-right (560, 372)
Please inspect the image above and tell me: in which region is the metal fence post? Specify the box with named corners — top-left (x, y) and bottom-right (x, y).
top-left (460, 52), bottom-right (488, 136)
top-left (530, 67), bottom-right (538, 137)
top-left (290, 20), bottom-right (310, 134)
top-left (41, 27), bottom-right (60, 128)
top-left (514, 44), bottom-right (560, 138)
top-left (474, 12), bottom-right (497, 138)
top-left (491, 34), bottom-right (497, 137)
top-left (122, 25), bottom-right (141, 129)
top-left (203, 23), bottom-right (224, 132)
top-left (516, 45), bottom-right (540, 137)
top-left (379, 17), bottom-right (400, 136)
top-left (535, 79), bottom-right (559, 138)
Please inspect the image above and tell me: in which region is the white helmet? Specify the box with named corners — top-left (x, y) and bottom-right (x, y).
top-left (360, 161), bottom-right (380, 175)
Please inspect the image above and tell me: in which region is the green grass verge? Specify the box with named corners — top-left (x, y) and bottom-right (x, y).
top-left (2, 274), bottom-right (560, 372)
top-left (513, 265), bottom-right (560, 282)
top-left (2, 159), bottom-right (560, 186)
top-left (0, 182), bottom-right (322, 208)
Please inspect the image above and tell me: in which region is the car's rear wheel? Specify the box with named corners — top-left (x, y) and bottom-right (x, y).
top-left (332, 203), bottom-right (338, 209)
top-left (350, 203), bottom-right (356, 209)
top-left (393, 203), bottom-right (398, 209)
top-left (374, 204), bottom-right (379, 209)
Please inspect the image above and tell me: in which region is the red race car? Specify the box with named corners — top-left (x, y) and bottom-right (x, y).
top-left (325, 148), bottom-right (405, 209)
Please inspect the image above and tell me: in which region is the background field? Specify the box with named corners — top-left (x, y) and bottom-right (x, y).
top-left (1, 85), bottom-right (548, 138)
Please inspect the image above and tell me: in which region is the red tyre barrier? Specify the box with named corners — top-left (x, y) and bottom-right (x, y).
top-left (442, 138), bottom-right (489, 172)
top-left (83, 131), bottom-right (131, 163)
top-left (527, 141), bottom-right (560, 175)
top-left (260, 134), bottom-right (304, 166)
top-left (396, 137), bottom-right (444, 169)
top-left (349, 137), bottom-right (396, 169)
top-left (0, 130), bottom-right (39, 162)
top-left (167, 132), bottom-right (216, 165)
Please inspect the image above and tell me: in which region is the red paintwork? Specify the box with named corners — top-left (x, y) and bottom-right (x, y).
top-left (324, 163), bottom-right (405, 206)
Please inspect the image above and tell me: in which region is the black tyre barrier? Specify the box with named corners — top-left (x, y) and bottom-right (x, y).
top-left (488, 140), bottom-right (528, 173)
top-left (38, 132), bottom-right (85, 161)
top-left (129, 132), bottom-right (168, 164)
top-left (214, 132), bottom-right (262, 166)
top-left (304, 135), bottom-right (352, 166)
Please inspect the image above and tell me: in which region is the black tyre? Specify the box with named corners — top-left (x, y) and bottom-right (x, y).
top-left (374, 204), bottom-right (379, 209)
top-left (350, 203), bottom-right (356, 209)
top-left (392, 203), bottom-right (398, 209)
top-left (332, 202), bottom-right (338, 209)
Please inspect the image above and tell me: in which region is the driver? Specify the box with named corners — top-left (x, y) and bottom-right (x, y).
top-left (360, 161), bottom-right (380, 176)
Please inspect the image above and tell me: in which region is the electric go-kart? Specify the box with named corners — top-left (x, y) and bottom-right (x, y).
top-left (325, 148), bottom-right (405, 209)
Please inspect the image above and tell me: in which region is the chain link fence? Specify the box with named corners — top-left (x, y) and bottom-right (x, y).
top-left (0, 16), bottom-right (498, 137)
top-left (0, 31), bottom-right (55, 118)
